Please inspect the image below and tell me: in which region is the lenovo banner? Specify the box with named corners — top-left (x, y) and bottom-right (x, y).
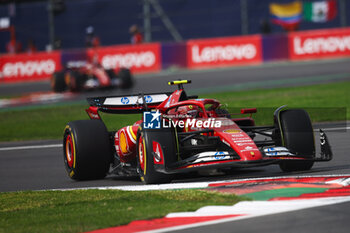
top-left (187, 35), bottom-right (262, 69)
top-left (89, 43), bottom-right (161, 73)
top-left (0, 52), bottom-right (61, 82)
top-left (289, 28), bottom-right (350, 60)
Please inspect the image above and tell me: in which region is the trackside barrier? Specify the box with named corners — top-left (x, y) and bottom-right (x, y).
top-left (87, 43), bottom-right (162, 74)
top-left (288, 27), bottom-right (350, 60)
top-left (186, 35), bottom-right (263, 69)
top-left (1, 27), bottom-right (350, 83)
top-left (262, 34), bottom-right (289, 61)
top-left (0, 51), bottom-right (61, 83)
top-left (161, 42), bottom-right (187, 69)
top-left (0, 43), bottom-right (162, 83)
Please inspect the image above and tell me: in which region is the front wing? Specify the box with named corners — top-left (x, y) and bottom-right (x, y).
top-left (155, 129), bottom-right (332, 174)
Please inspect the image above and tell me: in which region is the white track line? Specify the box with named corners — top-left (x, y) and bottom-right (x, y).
top-left (0, 144), bottom-right (61, 151)
top-left (46, 174), bottom-right (350, 192)
top-left (313, 126), bottom-right (350, 131)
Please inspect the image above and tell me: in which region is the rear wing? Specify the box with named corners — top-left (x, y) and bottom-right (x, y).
top-left (87, 92), bottom-right (172, 114)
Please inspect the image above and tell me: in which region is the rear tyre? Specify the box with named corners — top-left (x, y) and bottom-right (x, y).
top-left (118, 68), bottom-right (133, 89)
top-left (136, 127), bottom-right (173, 184)
top-left (51, 71), bottom-right (66, 92)
top-left (63, 120), bottom-right (112, 180)
top-left (66, 70), bottom-right (84, 92)
top-left (277, 109), bottom-right (315, 172)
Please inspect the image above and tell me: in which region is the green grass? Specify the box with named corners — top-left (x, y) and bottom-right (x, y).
top-left (204, 81), bottom-right (349, 125)
top-left (205, 81), bottom-right (349, 108)
top-left (0, 81), bottom-right (349, 141)
top-left (0, 189), bottom-right (247, 233)
top-left (0, 102), bottom-right (140, 141)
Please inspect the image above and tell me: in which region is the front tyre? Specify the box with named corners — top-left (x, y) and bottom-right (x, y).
top-left (136, 128), bottom-right (173, 184)
top-left (277, 109), bottom-right (315, 172)
top-left (63, 120), bottom-right (112, 180)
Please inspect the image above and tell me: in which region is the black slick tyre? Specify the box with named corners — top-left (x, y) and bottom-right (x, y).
top-left (51, 71), bottom-right (66, 92)
top-left (118, 68), bottom-right (133, 89)
top-left (136, 127), bottom-right (173, 184)
top-left (277, 109), bottom-right (315, 172)
top-left (66, 70), bottom-right (83, 92)
top-left (63, 120), bottom-right (112, 180)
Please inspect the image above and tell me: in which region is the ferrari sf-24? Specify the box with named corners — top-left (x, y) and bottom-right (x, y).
top-left (63, 80), bottom-right (332, 184)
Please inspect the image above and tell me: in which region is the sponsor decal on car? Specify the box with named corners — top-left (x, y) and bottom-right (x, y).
top-left (192, 151), bottom-right (231, 163)
top-left (214, 151), bottom-right (227, 160)
top-left (224, 129), bottom-right (241, 134)
top-left (240, 145), bottom-right (259, 153)
top-left (144, 95), bottom-right (153, 103)
top-left (264, 147), bottom-right (293, 156)
top-left (229, 133), bottom-right (246, 138)
top-left (121, 97), bottom-right (130, 105)
top-left (103, 94), bottom-right (168, 106)
top-left (232, 139), bottom-right (252, 143)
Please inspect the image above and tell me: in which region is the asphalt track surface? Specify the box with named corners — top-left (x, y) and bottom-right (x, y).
top-left (1, 58), bottom-right (350, 101)
top-left (176, 201), bottom-right (350, 233)
top-left (0, 124), bottom-right (349, 193)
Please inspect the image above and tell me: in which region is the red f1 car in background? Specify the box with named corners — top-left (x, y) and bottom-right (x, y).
top-left (51, 61), bottom-right (133, 92)
top-left (63, 80), bottom-right (333, 184)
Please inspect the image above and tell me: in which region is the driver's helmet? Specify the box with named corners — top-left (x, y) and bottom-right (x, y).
top-left (177, 105), bottom-right (199, 118)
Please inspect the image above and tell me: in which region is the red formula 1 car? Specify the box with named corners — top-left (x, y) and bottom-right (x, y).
top-left (63, 80), bottom-right (332, 184)
top-left (51, 61), bottom-right (133, 92)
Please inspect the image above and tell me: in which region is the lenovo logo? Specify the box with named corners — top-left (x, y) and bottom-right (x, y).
top-left (101, 51), bottom-right (156, 69)
top-left (191, 44), bottom-right (257, 63)
top-left (187, 36), bottom-right (262, 68)
top-left (294, 36), bottom-right (350, 55)
top-left (2, 60), bottom-right (56, 78)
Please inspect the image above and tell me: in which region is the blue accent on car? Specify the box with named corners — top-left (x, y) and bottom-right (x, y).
top-left (121, 97), bottom-right (130, 105)
top-left (214, 151), bottom-right (226, 160)
top-left (144, 95), bottom-right (153, 103)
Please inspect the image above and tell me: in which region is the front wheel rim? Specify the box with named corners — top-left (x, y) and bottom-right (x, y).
top-left (138, 136), bottom-right (145, 172)
top-left (65, 134), bottom-right (74, 168)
